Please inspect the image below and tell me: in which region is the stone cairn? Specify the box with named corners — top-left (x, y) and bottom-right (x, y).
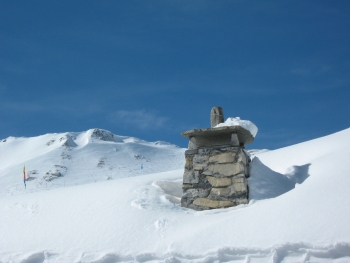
top-left (180, 107), bottom-right (254, 210)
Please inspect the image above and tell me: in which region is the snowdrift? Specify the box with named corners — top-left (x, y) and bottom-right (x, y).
top-left (1, 128), bottom-right (350, 262)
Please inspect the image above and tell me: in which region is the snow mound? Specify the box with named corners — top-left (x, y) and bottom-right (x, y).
top-left (153, 179), bottom-right (182, 205)
top-left (215, 117), bottom-right (258, 137)
top-left (248, 157), bottom-right (310, 200)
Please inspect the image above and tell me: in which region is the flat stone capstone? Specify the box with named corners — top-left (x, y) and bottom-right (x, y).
top-left (181, 125), bottom-right (254, 146)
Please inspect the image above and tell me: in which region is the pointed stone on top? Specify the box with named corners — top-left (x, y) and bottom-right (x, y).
top-left (210, 106), bottom-right (224, 128)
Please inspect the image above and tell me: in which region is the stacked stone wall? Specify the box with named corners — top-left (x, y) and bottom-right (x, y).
top-left (181, 146), bottom-right (250, 210)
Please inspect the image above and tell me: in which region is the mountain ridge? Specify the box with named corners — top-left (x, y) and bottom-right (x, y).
top-left (0, 128), bottom-right (185, 196)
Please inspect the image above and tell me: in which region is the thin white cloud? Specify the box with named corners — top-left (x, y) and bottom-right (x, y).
top-left (0, 101), bottom-right (45, 112)
top-left (290, 64), bottom-right (332, 77)
top-left (0, 90), bottom-right (106, 117)
top-left (109, 109), bottom-right (168, 130)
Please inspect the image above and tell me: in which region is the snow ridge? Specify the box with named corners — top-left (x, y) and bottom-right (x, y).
top-left (3, 242), bottom-right (349, 263)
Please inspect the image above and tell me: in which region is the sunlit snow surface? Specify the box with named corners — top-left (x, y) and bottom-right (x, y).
top-left (0, 129), bottom-right (185, 196)
top-left (215, 117), bottom-right (258, 137)
top-left (1, 128), bottom-right (350, 262)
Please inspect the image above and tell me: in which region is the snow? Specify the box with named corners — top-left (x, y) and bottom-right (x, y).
top-left (1, 128), bottom-right (350, 262)
top-left (0, 129), bottom-right (185, 196)
top-left (215, 117), bottom-right (258, 137)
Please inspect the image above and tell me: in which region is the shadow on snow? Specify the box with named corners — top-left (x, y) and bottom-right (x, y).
top-left (248, 157), bottom-right (311, 200)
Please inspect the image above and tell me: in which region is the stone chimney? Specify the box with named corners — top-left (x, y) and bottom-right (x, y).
top-left (180, 107), bottom-right (254, 210)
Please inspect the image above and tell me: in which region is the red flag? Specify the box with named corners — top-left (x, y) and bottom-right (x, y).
top-left (23, 165), bottom-right (26, 188)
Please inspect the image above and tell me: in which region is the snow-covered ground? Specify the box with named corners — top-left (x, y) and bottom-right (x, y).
top-left (1, 128), bottom-right (350, 263)
top-left (0, 129), bottom-right (185, 197)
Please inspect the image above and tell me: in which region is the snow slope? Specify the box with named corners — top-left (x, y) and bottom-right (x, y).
top-left (0, 129), bottom-right (185, 196)
top-left (1, 128), bottom-right (350, 262)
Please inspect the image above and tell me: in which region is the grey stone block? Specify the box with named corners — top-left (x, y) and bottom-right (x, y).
top-left (232, 182), bottom-right (247, 193)
top-left (233, 173), bottom-right (245, 178)
top-left (187, 203), bottom-right (208, 211)
top-left (181, 197), bottom-right (194, 207)
top-left (209, 187), bottom-right (231, 197)
top-left (231, 133), bottom-right (240, 146)
top-left (227, 176), bottom-right (248, 194)
top-left (192, 182), bottom-right (212, 189)
top-left (202, 170), bottom-right (213, 176)
top-left (209, 152), bottom-right (236, 164)
top-left (208, 162), bottom-right (244, 177)
top-left (207, 176), bottom-right (232, 187)
top-left (194, 165), bottom-right (205, 171)
top-left (198, 148), bottom-right (211, 155)
top-left (193, 154), bottom-right (209, 165)
top-left (183, 171), bottom-right (199, 184)
top-left (183, 188), bottom-right (210, 198)
top-left (237, 149), bottom-right (251, 165)
top-left (184, 155), bottom-right (193, 170)
top-left (193, 198), bottom-right (233, 208)
top-left (222, 147), bottom-right (240, 153)
top-left (188, 139), bottom-right (197, 150)
top-left (185, 149), bottom-right (198, 156)
top-left (182, 183), bottom-right (193, 189)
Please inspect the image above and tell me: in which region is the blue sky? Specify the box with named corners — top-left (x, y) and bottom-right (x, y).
top-left (1, 0), bottom-right (349, 150)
